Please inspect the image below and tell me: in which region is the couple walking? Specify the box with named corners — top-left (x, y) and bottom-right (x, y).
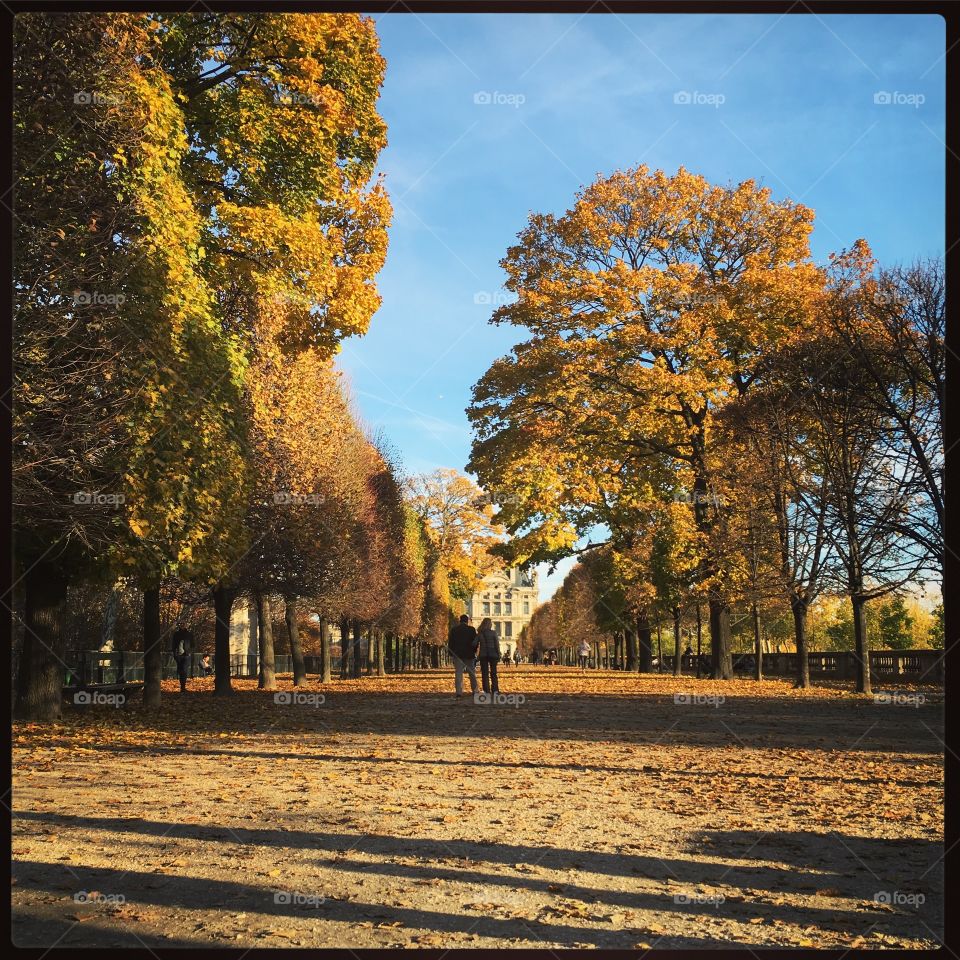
top-left (447, 614), bottom-right (500, 700)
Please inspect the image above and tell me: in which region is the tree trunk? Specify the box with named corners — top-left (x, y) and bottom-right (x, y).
top-left (286, 596), bottom-right (306, 686)
top-left (655, 621), bottom-right (663, 673)
top-left (695, 603), bottom-right (703, 679)
top-left (142, 585), bottom-right (162, 709)
top-left (377, 631), bottom-right (386, 677)
top-left (625, 627), bottom-right (638, 672)
top-left (791, 595), bottom-right (810, 689)
top-left (14, 562), bottom-right (70, 721)
top-left (430, 643), bottom-right (440, 668)
top-left (256, 593), bottom-right (276, 690)
top-left (99, 584), bottom-right (120, 652)
top-left (672, 606), bottom-right (682, 677)
top-left (352, 621), bottom-right (362, 678)
top-left (213, 585), bottom-right (235, 696)
top-left (339, 617), bottom-right (350, 679)
top-left (636, 613), bottom-right (654, 673)
top-left (366, 628), bottom-right (375, 674)
top-left (319, 617), bottom-right (332, 683)
top-left (752, 602), bottom-right (763, 681)
top-left (709, 596), bottom-right (733, 679)
top-left (852, 594), bottom-right (871, 694)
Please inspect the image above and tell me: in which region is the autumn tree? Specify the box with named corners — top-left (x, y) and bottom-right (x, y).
top-left (404, 469), bottom-right (504, 602)
top-left (780, 251), bottom-right (928, 694)
top-left (468, 166), bottom-right (822, 680)
top-left (13, 13), bottom-right (248, 716)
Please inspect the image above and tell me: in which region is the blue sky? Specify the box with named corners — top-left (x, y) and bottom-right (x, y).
top-left (336, 12), bottom-right (946, 599)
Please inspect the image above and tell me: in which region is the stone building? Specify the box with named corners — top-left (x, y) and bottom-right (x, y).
top-left (464, 567), bottom-right (539, 659)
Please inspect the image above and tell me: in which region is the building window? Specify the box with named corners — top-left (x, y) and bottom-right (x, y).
top-left (505, 622), bottom-right (512, 637)
top-left (494, 602), bottom-right (501, 615)
top-left (505, 602), bottom-right (512, 615)
top-left (483, 592), bottom-right (490, 599)
top-left (494, 593), bottom-right (500, 599)
top-left (493, 622), bottom-right (501, 635)
top-left (523, 602), bottom-right (530, 615)
top-left (482, 602), bottom-right (490, 615)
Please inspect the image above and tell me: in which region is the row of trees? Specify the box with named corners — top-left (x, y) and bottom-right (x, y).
top-left (528, 553), bottom-right (942, 670)
top-left (13, 11), bottom-right (477, 720)
top-left (468, 166), bottom-right (943, 694)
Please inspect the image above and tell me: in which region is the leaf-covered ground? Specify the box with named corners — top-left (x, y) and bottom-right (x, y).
top-left (11, 668), bottom-right (943, 949)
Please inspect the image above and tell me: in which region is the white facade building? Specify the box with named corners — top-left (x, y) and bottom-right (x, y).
top-left (465, 567), bottom-right (539, 659)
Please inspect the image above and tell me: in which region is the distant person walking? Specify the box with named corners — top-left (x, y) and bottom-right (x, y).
top-left (171, 625), bottom-right (193, 693)
top-left (447, 614), bottom-right (478, 700)
top-left (477, 617), bottom-right (501, 699)
top-left (514, 649), bottom-right (521, 666)
top-left (578, 639), bottom-right (591, 670)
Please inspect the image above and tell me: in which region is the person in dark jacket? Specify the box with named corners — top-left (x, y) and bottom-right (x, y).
top-left (476, 617), bottom-right (501, 698)
top-left (171, 625), bottom-right (193, 693)
top-left (447, 614), bottom-right (478, 699)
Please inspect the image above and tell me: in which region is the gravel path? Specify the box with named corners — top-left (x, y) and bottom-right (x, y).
top-left (12, 669), bottom-right (943, 949)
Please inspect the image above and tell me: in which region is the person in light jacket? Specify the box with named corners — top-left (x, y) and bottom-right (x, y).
top-left (476, 617), bottom-right (501, 698)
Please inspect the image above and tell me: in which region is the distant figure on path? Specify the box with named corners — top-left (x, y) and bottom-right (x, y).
top-left (514, 649), bottom-right (521, 666)
top-left (477, 617), bottom-right (501, 698)
top-left (578, 639), bottom-right (591, 670)
top-left (447, 614), bottom-right (478, 700)
top-left (199, 653), bottom-right (213, 676)
top-left (171, 625), bottom-right (193, 693)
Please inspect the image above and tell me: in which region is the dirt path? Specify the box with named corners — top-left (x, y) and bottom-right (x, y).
top-left (12, 669), bottom-right (943, 949)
